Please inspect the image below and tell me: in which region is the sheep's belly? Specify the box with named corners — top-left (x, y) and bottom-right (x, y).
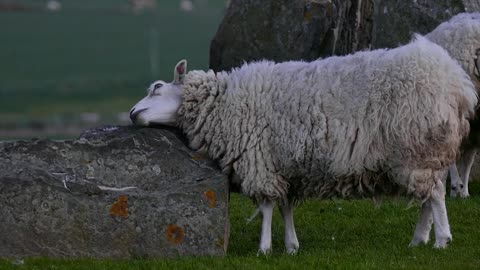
top-left (288, 172), bottom-right (405, 200)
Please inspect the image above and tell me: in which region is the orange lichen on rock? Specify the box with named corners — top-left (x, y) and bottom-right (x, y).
top-left (109, 195), bottom-right (128, 218)
top-left (203, 190), bottom-right (216, 208)
top-left (215, 238), bottom-right (224, 248)
top-left (165, 224), bottom-right (184, 244)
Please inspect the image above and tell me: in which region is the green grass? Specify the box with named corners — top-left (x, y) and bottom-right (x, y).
top-left (1, 183), bottom-right (479, 269)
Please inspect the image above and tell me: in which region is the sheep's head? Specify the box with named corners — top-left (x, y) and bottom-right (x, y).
top-left (130, 60), bottom-right (187, 126)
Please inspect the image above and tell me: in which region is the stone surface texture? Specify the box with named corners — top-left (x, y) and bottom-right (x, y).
top-left (0, 126), bottom-right (229, 258)
top-left (210, 0), bottom-right (479, 72)
top-left (372, 0), bottom-right (466, 49)
top-left (210, 0), bottom-right (359, 71)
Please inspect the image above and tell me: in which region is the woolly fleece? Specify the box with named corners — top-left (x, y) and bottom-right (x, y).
top-left (427, 12), bottom-right (480, 86)
top-left (178, 36), bottom-right (477, 202)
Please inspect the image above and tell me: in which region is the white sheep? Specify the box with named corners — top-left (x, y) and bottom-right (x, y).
top-left (426, 12), bottom-right (480, 198)
top-left (130, 36), bottom-right (477, 254)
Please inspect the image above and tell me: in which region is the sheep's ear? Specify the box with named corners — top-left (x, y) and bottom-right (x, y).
top-left (173, 59), bottom-right (187, 84)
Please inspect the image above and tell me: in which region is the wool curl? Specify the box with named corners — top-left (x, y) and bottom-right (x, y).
top-left (177, 36), bottom-right (477, 203)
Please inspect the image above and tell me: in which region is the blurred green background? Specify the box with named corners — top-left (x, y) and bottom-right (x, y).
top-left (0, 0), bottom-right (226, 139)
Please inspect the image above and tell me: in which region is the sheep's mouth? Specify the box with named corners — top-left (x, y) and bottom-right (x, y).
top-left (130, 108), bottom-right (148, 123)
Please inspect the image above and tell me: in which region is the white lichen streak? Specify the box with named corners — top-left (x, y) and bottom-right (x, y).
top-left (97, 186), bottom-right (138, 192)
top-left (102, 126), bottom-right (119, 132)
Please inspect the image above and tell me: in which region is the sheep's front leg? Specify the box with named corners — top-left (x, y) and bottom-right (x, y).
top-left (410, 200), bottom-right (433, 246)
top-left (258, 199), bottom-right (274, 255)
top-left (279, 201), bottom-right (299, 255)
top-left (430, 179), bottom-right (452, 248)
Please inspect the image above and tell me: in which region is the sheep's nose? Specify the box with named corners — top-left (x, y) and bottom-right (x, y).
top-left (129, 107), bottom-right (147, 123)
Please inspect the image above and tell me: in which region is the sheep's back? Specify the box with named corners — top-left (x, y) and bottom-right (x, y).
top-left (224, 37), bottom-right (476, 199)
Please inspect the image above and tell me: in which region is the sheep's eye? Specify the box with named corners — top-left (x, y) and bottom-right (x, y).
top-left (154, 83), bottom-right (163, 89)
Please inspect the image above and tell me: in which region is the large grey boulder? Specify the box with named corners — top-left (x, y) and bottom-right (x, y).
top-left (0, 126), bottom-right (229, 258)
top-left (372, 0), bottom-right (466, 49)
top-left (210, 0), bottom-right (479, 72)
top-left (210, 0), bottom-right (372, 71)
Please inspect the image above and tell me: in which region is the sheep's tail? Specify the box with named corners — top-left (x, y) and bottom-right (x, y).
top-left (245, 208), bottom-right (261, 224)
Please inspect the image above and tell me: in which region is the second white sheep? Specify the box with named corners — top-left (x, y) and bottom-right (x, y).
top-left (426, 12), bottom-right (480, 198)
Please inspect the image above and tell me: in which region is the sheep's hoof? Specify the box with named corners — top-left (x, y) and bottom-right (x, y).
top-left (433, 237), bottom-right (452, 249)
top-left (257, 248), bottom-right (272, 257)
top-left (285, 247), bottom-right (299, 255)
top-left (409, 237), bottom-right (429, 247)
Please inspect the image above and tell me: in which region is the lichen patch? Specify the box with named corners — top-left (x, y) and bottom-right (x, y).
top-left (109, 195), bottom-right (128, 218)
top-left (203, 190), bottom-right (216, 208)
top-left (165, 224), bottom-right (184, 244)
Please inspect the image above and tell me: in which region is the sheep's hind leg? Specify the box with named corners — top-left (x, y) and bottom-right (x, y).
top-left (430, 179), bottom-right (452, 248)
top-left (458, 148), bottom-right (476, 198)
top-left (409, 200), bottom-right (433, 246)
top-left (279, 201), bottom-right (299, 255)
top-left (448, 163), bottom-right (460, 198)
top-left (257, 199), bottom-right (274, 256)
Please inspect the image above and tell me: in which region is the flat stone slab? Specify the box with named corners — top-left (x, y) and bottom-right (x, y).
top-left (0, 126), bottom-right (229, 258)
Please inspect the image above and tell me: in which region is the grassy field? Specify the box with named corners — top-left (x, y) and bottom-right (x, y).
top-left (1, 182), bottom-right (479, 269)
top-left (0, 0), bottom-right (225, 138)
